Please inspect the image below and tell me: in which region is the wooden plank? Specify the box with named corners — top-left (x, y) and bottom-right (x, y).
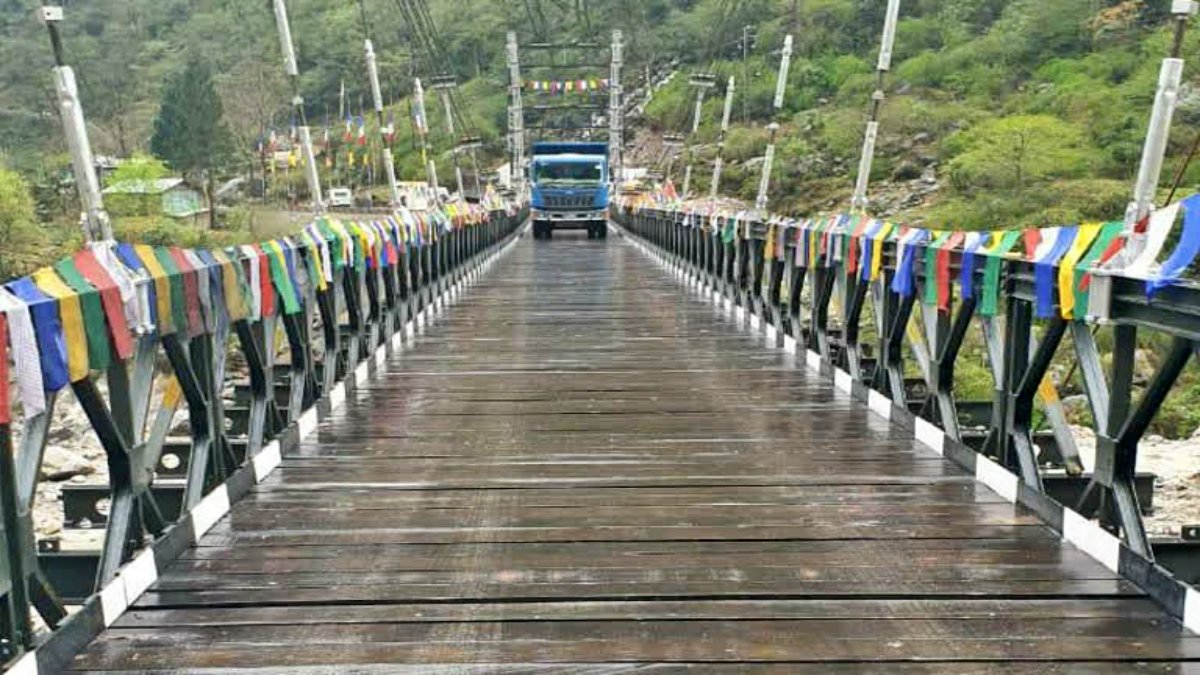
top-left (61, 663), bottom-right (1200, 674)
top-left (114, 598), bottom-right (1178, 628)
top-left (67, 620), bottom-right (1200, 670)
top-left (66, 234), bottom-right (1200, 671)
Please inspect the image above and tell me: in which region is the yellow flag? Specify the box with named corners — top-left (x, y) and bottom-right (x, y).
top-left (31, 268), bottom-right (89, 382)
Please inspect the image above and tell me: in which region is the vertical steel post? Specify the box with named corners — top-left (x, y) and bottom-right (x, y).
top-left (755, 35), bottom-right (793, 213)
top-left (711, 76), bottom-right (736, 199)
top-left (683, 73), bottom-right (716, 199)
top-left (850, 0), bottom-right (900, 212)
top-left (271, 0), bottom-right (324, 212)
top-left (1122, 1), bottom-right (1196, 261)
top-left (609, 30), bottom-right (625, 187)
top-left (39, 6), bottom-right (111, 242)
top-left (506, 32), bottom-right (527, 196)
top-left (413, 78), bottom-right (440, 199)
top-left (357, 0), bottom-right (401, 206)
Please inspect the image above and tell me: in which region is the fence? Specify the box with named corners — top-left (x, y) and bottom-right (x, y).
top-left (0, 202), bottom-right (527, 668)
top-left (615, 198), bottom-right (1200, 626)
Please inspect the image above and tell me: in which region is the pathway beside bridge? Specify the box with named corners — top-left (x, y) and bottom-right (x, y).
top-left (67, 230), bottom-right (1200, 671)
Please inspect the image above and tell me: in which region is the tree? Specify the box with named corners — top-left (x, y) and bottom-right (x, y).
top-left (946, 115), bottom-right (1103, 194)
top-left (150, 58), bottom-right (233, 228)
top-left (0, 167), bottom-right (44, 280)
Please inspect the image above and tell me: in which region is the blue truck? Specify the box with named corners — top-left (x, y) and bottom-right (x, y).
top-left (529, 142), bottom-right (609, 240)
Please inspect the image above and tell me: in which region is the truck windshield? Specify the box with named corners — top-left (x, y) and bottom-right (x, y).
top-left (535, 162), bottom-right (603, 185)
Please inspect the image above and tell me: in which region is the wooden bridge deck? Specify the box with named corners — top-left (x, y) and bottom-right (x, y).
top-left (68, 231), bottom-right (1200, 672)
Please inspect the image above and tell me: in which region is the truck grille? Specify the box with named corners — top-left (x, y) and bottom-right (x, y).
top-left (543, 193), bottom-right (594, 209)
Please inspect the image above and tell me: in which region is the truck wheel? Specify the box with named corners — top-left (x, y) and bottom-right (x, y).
top-left (596, 222), bottom-right (608, 239)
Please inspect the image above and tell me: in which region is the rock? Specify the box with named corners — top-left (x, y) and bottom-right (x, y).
top-left (891, 160), bottom-right (922, 181)
top-left (1147, 434), bottom-right (1165, 444)
top-left (40, 446), bottom-right (96, 482)
top-left (1062, 395), bottom-right (1089, 414)
top-left (911, 132), bottom-right (931, 145)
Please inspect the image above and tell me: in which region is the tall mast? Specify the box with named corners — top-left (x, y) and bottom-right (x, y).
top-left (270, 0), bottom-right (324, 212)
top-left (39, 5), bottom-right (111, 241)
top-left (357, 0), bottom-right (401, 206)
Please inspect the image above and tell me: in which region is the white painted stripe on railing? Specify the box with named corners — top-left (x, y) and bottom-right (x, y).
top-left (8, 651), bottom-right (37, 675)
top-left (190, 485), bottom-right (231, 542)
top-left (765, 325), bottom-right (778, 343)
top-left (297, 408), bottom-right (319, 438)
top-left (1185, 588), bottom-right (1200, 633)
top-left (975, 456), bottom-right (1019, 503)
top-left (749, 314), bottom-right (760, 331)
top-left (329, 382), bottom-right (347, 410)
top-left (253, 441), bottom-right (282, 483)
top-left (783, 335), bottom-right (798, 354)
top-left (355, 361), bottom-right (370, 387)
top-left (99, 577), bottom-right (128, 627)
top-left (806, 350), bottom-right (821, 370)
top-left (914, 418), bottom-right (945, 456)
top-left (374, 344), bottom-right (388, 368)
top-left (868, 390), bottom-right (892, 420)
top-left (1063, 509), bottom-right (1121, 573)
top-left (122, 549), bottom-right (158, 604)
top-left (834, 369), bottom-right (853, 393)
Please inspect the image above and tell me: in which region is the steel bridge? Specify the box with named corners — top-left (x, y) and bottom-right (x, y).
top-left (8, 0), bottom-right (1200, 671)
top-left (5, 206), bottom-right (1200, 672)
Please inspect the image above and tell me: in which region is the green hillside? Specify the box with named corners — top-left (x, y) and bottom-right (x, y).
top-left (1, 0), bottom-right (1198, 262)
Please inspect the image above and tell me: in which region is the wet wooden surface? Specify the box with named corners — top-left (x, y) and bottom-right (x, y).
top-left (70, 231), bottom-right (1200, 672)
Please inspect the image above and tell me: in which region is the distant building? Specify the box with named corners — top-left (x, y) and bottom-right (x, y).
top-left (103, 178), bottom-right (208, 219)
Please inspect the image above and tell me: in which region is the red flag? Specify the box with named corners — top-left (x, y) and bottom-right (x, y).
top-left (252, 245), bottom-right (277, 318)
top-left (846, 218), bottom-right (871, 277)
top-left (1023, 229), bottom-right (1042, 259)
top-left (936, 232), bottom-right (966, 312)
top-left (73, 250), bottom-right (135, 360)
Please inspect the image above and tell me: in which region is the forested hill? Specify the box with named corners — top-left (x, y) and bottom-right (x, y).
top-left (1, 0), bottom-right (1199, 232)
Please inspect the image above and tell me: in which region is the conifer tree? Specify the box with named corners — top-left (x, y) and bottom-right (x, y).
top-left (151, 59), bottom-right (232, 227)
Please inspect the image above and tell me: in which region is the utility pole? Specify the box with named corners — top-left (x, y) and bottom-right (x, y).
top-left (683, 72), bottom-right (716, 198)
top-left (663, 133), bottom-right (684, 184)
top-left (755, 34), bottom-right (793, 213)
top-left (270, 0), bottom-right (324, 212)
top-left (506, 32), bottom-right (527, 195)
top-left (609, 30), bottom-right (625, 187)
top-left (850, 0), bottom-right (900, 213)
top-left (429, 76), bottom-right (464, 198)
top-left (412, 77), bottom-right (441, 200)
top-left (741, 25), bottom-right (755, 126)
top-left (645, 65), bottom-right (653, 107)
top-left (38, 6), bottom-right (111, 242)
top-left (357, 0), bottom-right (401, 207)
top-left (711, 76), bottom-right (735, 199)
top-left (1122, 0), bottom-right (1198, 260)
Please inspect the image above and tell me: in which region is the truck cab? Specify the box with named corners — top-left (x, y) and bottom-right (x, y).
top-left (530, 142), bottom-right (609, 239)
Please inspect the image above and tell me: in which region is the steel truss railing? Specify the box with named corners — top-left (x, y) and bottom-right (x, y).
top-left (0, 208), bottom-right (527, 668)
top-left (616, 206), bottom-right (1200, 569)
